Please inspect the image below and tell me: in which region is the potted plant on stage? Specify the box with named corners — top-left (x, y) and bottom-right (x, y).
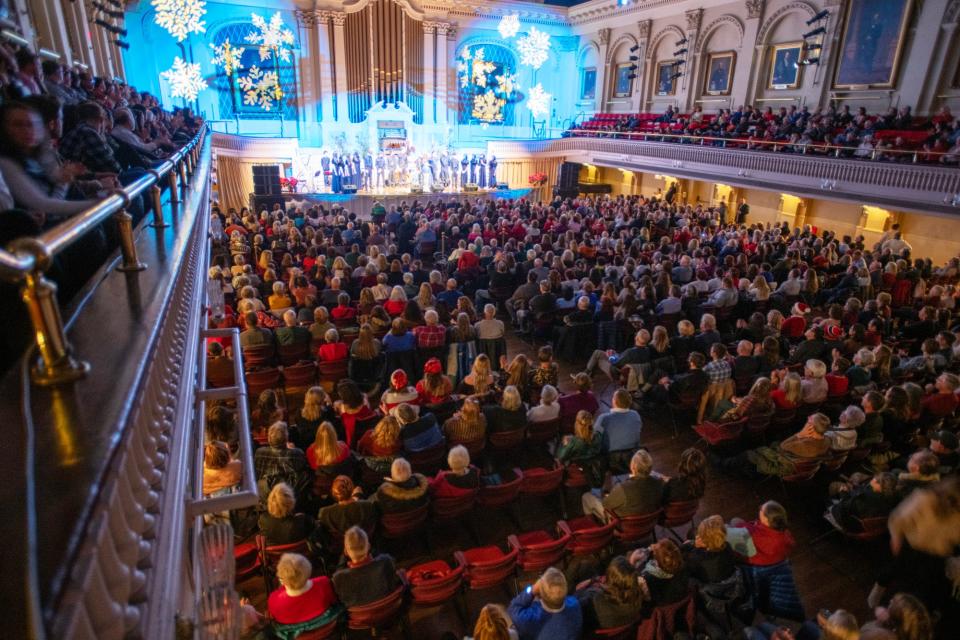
top-left (528, 172), bottom-right (547, 187)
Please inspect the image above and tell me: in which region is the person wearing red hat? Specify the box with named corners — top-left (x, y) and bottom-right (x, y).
top-left (380, 369), bottom-right (420, 416)
top-left (780, 303), bottom-right (808, 339)
top-left (416, 358), bottom-right (453, 405)
top-left (823, 324), bottom-right (844, 342)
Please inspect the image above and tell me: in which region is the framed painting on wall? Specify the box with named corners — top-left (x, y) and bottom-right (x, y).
top-left (768, 42), bottom-right (803, 89)
top-left (834, 0), bottom-right (914, 88)
top-left (704, 51), bottom-right (735, 95)
top-left (655, 60), bottom-right (677, 96)
top-left (581, 68), bottom-right (596, 100)
top-left (613, 63), bottom-right (634, 97)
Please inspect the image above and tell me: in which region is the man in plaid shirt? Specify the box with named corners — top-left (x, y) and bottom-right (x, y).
top-left (59, 102), bottom-right (122, 174)
top-left (414, 310), bottom-right (447, 349)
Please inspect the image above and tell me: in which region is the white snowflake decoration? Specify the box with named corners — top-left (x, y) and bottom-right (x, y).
top-left (238, 65), bottom-right (284, 111)
top-left (210, 38), bottom-right (244, 77)
top-left (526, 83), bottom-right (551, 119)
top-left (495, 72), bottom-right (519, 98)
top-left (517, 27), bottom-right (551, 70)
top-left (161, 57), bottom-right (207, 100)
top-left (246, 12), bottom-right (295, 62)
top-left (471, 48), bottom-right (496, 88)
top-left (472, 89), bottom-right (505, 123)
top-left (152, 0), bottom-right (207, 42)
top-left (498, 14), bottom-right (520, 40)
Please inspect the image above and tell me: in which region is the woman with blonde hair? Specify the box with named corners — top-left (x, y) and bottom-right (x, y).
top-left (470, 604), bottom-right (517, 640)
top-left (483, 385), bottom-right (526, 433)
top-left (383, 285), bottom-right (407, 316)
top-left (357, 414), bottom-right (402, 458)
top-left (447, 312), bottom-right (478, 384)
top-left (203, 440), bottom-right (242, 497)
top-left (293, 387), bottom-right (333, 448)
top-left (357, 287), bottom-right (377, 316)
top-left (259, 483), bottom-right (314, 545)
top-left (771, 371), bottom-right (803, 409)
top-left (458, 353), bottom-right (495, 397)
top-left (416, 282), bottom-right (435, 310)
top-left (257, 249), bottom-right (273, 273)
top-left (749, 275), bottom-right (771, 301)
top-left (267, 553), bottom-right (337, 626)
top-left (501, 354), bottom-right (531, 400)
top-left (443, 396), bottom-right (487, 444)
top-left (862, 593), bottom-right (932, 640)
top-left (416, 357), bottom-right (453, 405)
top-left (306, 421), bottom-right (351, 469)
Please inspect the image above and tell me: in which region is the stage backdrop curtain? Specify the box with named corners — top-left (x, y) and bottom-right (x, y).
top-left (498, 158), bottom-right (559, 202)
top-left (216, 155), bottom-right (255, 213)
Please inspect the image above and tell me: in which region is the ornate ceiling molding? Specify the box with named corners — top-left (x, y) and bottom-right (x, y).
top-left (757, 1), bottom-right (818, 44)
top-left (696, 14), bottom-right (746, 54)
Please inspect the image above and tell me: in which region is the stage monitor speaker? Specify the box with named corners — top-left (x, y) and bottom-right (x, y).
top-left (559, 162), bottom-right (582, 189)
top-left (252, 164), bottom-right (281, 195)
top-left (409, 187), bottom-right (423, 194)
top-left (464, 183), bottom-right (479, 192)
top-left (496, 182), bottom-right (509, 190)
top-left (341, 182), bottom-right (358, 194)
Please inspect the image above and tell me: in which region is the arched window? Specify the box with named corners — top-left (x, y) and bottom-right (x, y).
top-left (211, 23), bottom-right (299, 121)
top-left (457, 43), bottom-right (518, 126)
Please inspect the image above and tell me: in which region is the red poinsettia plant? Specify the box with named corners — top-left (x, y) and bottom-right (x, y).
top-left (528, 172), bottom-right (547, 186)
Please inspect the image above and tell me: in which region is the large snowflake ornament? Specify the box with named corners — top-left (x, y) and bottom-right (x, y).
top-left (161, 57), bottom-right (207, 100)
top-left (471, 48), bottom-right (496, 88)
top-left (238, 65), bottom-right (284, 111)
top-left (472, 89), bottom-right (506, 123)
top-left (210, 38), bottom-right (244, 77)
top-left (517, 26), bottom-right (551, 70)
top-left (498, 14), bottom-right (521, 39)
top-left (495, 72), bottom-right (519, 98)
top-left (526, 83), bottom-right (551, 119)
top-left (246, 12), bottom-right (295, 62)
top-left (152, 0), bottom-right (207, 42)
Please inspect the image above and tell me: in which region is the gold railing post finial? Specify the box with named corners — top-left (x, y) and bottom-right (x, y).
top-left (112, 190), bottom-right (147, 273)
top-left (8, 237), bottom-right (90, 386)
top-left (146, 170), bottom-right (167, 229)
top-left (169, 164), bottom-right (180, 203)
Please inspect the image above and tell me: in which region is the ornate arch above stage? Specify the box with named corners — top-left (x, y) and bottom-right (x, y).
top-left (606, 34), bottom-right (639, 64)
top-left (648, 25), bottom-right (686, 59)
top-left (696, 14), bottom-right (745, 54)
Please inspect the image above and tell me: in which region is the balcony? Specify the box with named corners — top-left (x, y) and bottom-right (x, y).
top-left (487, 134), bottom-right (960, 217)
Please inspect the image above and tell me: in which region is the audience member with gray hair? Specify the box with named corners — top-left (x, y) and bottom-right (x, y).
top-left (508, 566), bottom-right (582, 639)
top-left (373, 457), bottom-right (429, 514)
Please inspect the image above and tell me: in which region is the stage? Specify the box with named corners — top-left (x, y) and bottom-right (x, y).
top-left (250, 188), bottom-right (533, 215)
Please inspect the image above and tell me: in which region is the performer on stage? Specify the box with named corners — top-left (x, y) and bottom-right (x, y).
top-left (469, 154), bottom-right (478, 185)
top-left (350, 152), bottom-right (361, 190)
top-left (332, 153), bottom-right (344, 193)
top-left (460, 154), bottom-right (468, 187)
top-left (320, 151), bottom-right (331, 191)
top-left (441, 152), bottom-right (451, 190)
top-left (363, 150), bottom-right (373, 191)
top-left (478, 154), bottom-right (487, 189)
top-left (488, 154), bottom-right (498, 187)
top-left (375, 153), bottom-right (386, 191)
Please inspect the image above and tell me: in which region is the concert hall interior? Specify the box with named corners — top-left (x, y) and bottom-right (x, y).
top-left (3, 0), bottom-right (960, 639)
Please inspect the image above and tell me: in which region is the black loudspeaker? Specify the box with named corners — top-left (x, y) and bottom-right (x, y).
top-left (252, 164), bottom-right (281, 195)
top-left (553, 186), bottom-right (579, 199)
top-left (464, 183), bottom-right (478, 192)
top-left (341, 182), bottom-right (358, 194)
top-left (559, 162), bottom-right (582, 189)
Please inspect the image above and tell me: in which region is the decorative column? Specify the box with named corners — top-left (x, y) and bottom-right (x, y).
top-left (594, 28), bottom-right (610, 113)
top-left (899, 0), bottom-right (952, 113)
top-left (435, 22), bottom-right (452, 127)
top-left (330, 11), bottom-right (349, 124)
top-left (633, 20), bottom-right (651, 112)
top-left (295, 10), bottom-right (322, 144)
top-left (422, 22), bottom-right (436, 124)
top-left (735, 0), bottom-right (764, 105)
top-left (682, 8), bottom-right (703, 112)
top-left (314, 11), bottom-right (335, 126)
top-left (64, 0), bottom-right (97, 72)
top-left (29, 0), bottom-right (72, 62)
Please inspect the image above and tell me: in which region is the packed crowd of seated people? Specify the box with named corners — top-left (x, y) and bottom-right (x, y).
top-left (203, 191), bottom-right (959, 639)
top-left (0, 42), bottom-right (204, 369)
top-left (569, 104), bottom-right (960, 164)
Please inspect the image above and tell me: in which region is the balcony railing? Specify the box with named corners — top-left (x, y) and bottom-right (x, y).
top-left (487, 134), bottom-right (960, 216)
top-left (0, 128), bottom-right (233, 639)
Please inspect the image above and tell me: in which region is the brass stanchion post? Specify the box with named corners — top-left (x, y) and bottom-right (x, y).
top-left (113, 191), bottom-right (147, 272)
top-left (146, 170), bottom-right (166, 228)
top-left (8, 238), bottom-right (90, 385)
top-left (168, 164), bottom-right (180, 203)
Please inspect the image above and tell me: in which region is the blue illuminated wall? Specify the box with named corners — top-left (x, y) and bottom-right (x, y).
top-left (122, 0), bottom-right (580, 149)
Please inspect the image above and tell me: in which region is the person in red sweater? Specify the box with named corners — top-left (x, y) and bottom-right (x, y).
top-left (416, 358), bottom-right (453, 405)
top-left (267, 553), bottom-right (338, 625)
top-left (920, 372), bottom-right (960, 418)
top-left (330, 292), bottom-right (357, 321)
top-left (780, 303), bottom-right (808, 339)
top-left (734, 500), bottom-right (796, 566)
top-left (317, 328), bottom-right (348, 363)
top-left (826, 356), bottom-right (851, 397)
